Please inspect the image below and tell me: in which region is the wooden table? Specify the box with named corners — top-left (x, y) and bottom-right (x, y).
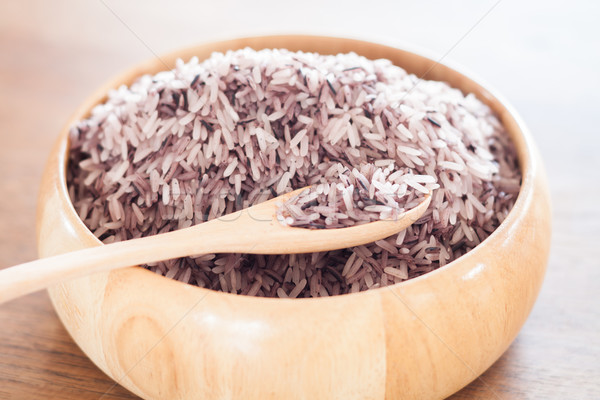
top-left (1, 1), bottom-right (598, 398)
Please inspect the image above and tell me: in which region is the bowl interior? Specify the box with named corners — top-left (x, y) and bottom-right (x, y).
top-left (56, 35), bottom-right (534, 298)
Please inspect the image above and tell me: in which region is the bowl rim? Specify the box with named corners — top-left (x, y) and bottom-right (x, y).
top-left (52, 34), bottom-right (537, 303)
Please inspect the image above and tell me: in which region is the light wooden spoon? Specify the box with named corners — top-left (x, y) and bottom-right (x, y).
top-left (0, 188), bottom-right (430, 304)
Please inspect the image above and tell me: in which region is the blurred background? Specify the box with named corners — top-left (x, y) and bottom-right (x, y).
top-left (1, 0), bottom-right (598, 398)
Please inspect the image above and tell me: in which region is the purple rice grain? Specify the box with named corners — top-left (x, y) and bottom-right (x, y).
top-left (67, 48), bottom-right (521, 298)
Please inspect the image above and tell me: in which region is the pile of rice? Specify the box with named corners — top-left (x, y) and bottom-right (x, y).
top-left (277, 163), bottom-right (433, 228)
top-left (67, 48), bottom-right (521, 298)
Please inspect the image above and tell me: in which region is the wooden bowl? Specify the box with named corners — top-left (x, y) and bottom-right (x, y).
top-left (36, 35), bottom-right (551, 399)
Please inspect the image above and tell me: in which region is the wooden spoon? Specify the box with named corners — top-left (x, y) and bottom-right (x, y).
top-left (0, 188), bottom-right (430, 304)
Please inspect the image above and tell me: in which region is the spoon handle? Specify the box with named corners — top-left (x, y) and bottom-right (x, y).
top-left (0, 194), bottom-right (283, 304)
top-left (0, 228), bottom-right (194, 304)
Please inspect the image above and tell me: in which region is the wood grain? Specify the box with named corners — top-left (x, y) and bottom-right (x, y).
top-left (1, 1), bottom-right (599, 399)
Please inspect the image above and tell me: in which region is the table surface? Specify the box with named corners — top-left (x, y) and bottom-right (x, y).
top-left (1, 1), bottom-right (599, 399)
